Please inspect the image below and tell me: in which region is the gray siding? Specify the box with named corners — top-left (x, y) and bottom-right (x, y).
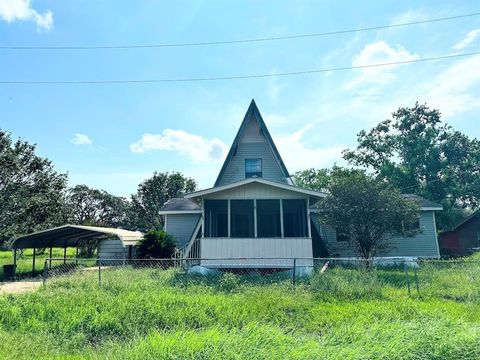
top-left (219, 142), bottom-right (287, 185)
top-left (97, 239), bottom-right (125, 259)
top-left (165, 214), bottom-right (201, 247)
top-left (312, 211), bottom-right (440, 258)
top-left (204, 182), bottom-right (307, 200)
top-left (218, 116), bottom-right (288, 186)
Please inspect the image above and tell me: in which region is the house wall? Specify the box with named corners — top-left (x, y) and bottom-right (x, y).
top-left (97, 239), bottom-right (125, 259)
top-left (203, 182), bottom-right (307, 200)
top-left (312, 211), bottom-right (440, 258)
top-left (218, 117), bottom-right (288, 185)
top-left (165, 214), bottom-right (201, 248)
top-left (200, 237), bottom-right (313, 267)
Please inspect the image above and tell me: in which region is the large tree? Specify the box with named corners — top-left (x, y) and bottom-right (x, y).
top-left (317, 172), bottom-right (420, 260)
top-left (68, 184), bottom-right (130, 228)
top-left (0, 130), bottom-right (70, 247)
top-left (343, 102), bottom-right (480, 230)
top-left (293, 166), bottom-right (364, 192)
top-left (67, 184), bottom-right (131, 257)
top-left (130, 172), bottom-right (197, 231)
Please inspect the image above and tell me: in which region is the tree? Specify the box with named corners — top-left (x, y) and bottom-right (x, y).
top-left (136, 230), bottom-right (177, 259)
top-left (293, 166), bottom-right (364, 192)
top-left (67, 184), bottom-right (131, 256)
top-left (68, 184), bottom-right (130, 227)
top-left (317, 172), bottom-right (420, 260)
top-left (0, 130), bottom-right (70, 247)
top-left (343, 102), bottom-right (480, 230)
top-left (130, 172), bottom-right (197, 231)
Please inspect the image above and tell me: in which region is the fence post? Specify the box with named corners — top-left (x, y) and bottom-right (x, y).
top-left (42, 259), bottom-right (48, 285)
top-left (292, 258), bottom-right (296, 286)
top-left (185, 259), bottom-right (189, 289)
top-left (413, 266), bottom-right (420, 295)
top-left (404, 262), bottom-right (411, 296)
top-left (98, 262), bottom-right (101, 286)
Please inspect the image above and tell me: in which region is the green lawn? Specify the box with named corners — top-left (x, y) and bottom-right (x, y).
top-left (0, 249), bottom-right (77, 281)
top-left (0, 256), bottom-right (479, 359)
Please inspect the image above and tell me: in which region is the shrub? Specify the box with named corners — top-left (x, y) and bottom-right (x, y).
top-left (219, 272), bottom-right (241, 292)
top-left (136, 230), bottom-right (177, 259)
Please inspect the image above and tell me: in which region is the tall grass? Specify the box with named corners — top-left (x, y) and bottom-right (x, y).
top-left (1, 259), bottom-right (480, 359)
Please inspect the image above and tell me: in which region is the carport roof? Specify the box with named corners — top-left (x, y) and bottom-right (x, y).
top-left (13, 225), bottom-right (144, 249)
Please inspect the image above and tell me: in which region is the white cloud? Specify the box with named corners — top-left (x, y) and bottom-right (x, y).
top-left (275, 123), bottom-right (345, 171)
top-left (267, 69), bottom-right (287, 105)
top-left (344, 41), bottom-right (419, 90)
top-left (453, 29), bottom-right (480, 50)
top-left (130, 129), bottom-right (228, 163)
top-left (0, 0), bottom-right (53, 30)
top-left (422, 54), bottom-right (480, 117)
top-left (71, 133), bottom-right (92, 146)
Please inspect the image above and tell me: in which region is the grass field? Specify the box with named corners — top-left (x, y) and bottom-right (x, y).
top-left (0, 255), bottom-right (479, 359)
top-left (0, 249), bottom-right (77, 281)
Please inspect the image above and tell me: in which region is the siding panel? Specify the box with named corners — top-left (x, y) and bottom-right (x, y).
top-left (165, 214), bottom-right (201, 247)
top-left (311, 211), bottom-right (440, 258)
top-left (97, 239), bottom-right (125, 259)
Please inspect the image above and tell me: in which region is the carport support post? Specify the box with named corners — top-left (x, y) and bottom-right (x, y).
top-left (49, 246), bottom-right (52, 267)
top-left (32, 246), bottom-right (36, 275)
top-left (63, 244), bottom-right (67, 264)
top-left (13, 247), bottom-right (17, 277)
top-left (75, 243), bottom-right (79, 265)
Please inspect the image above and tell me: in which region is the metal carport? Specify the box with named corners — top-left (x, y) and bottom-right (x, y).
top-left (11, 225), bottom-right (143, 275)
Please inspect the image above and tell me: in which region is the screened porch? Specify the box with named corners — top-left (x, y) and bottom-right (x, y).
top-left (200, 198), bottom-right (313, 267)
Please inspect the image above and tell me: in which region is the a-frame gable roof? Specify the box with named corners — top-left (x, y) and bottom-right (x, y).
top-left (214, 99), bottom-right (290, 187)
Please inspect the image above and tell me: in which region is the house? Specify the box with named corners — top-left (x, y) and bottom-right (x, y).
top-left (160, 100), bottom-right (442, 267)
top-left (439, 210), bottom-right (480, 257)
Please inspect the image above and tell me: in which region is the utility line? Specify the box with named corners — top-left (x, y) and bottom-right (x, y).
top-left (1, 12), bottom-right (480, 50)
top-left (1, 51), bottom-right (479, 85)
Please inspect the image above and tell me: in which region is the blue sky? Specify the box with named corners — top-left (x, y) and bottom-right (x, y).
top-left (1, 0), bottom-right (480, 196)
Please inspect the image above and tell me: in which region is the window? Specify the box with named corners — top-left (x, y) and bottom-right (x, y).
top-left (245, 158), bottom-right (262, 178)
top-left (205, 200), bottom-right (228, 237)
top-left (257, 200), bottom-right (281, 237)
top-left (231, 200), bottom-right (254, 237)
top-left (282, 199), bottom-right (307, 237)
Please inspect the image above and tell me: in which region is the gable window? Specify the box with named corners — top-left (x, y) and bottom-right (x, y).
top-left (205, 200), bottom-right (228, 237)
top-left (231, 200), bottom-right (254, 237)
top-left (245, 158), bottom-right (262, 178)
top-left (257, 200), bottom-right (281, 237)
top-left (282, 199), bottom-right (307, 237)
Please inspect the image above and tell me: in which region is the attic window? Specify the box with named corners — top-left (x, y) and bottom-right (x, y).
top-left (245, 159), bottom-right (262, 178)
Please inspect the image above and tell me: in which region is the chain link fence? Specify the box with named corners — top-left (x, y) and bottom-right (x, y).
top-left (41, 257), bottom-right (480, 300)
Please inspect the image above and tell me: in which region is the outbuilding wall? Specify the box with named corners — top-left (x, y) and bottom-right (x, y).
top-left (97, 238), bottom-right (126, 259)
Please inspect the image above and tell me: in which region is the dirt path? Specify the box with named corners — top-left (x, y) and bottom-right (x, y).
top-left (0, 279), bottom-right (42, 295)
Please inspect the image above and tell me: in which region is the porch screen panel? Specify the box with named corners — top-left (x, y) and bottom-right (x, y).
top-left (205, 200), bottom-right (228, 237)
top-left (257, 199), bottom-right (281, 237)
top-left (283, 199), bottom-right (308, 237)
top-left (230, 200), bottom-right (254, 238)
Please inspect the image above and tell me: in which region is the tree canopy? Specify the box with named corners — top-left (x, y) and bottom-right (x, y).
top-left (317, 172), bottom-right (420, 260)
top-left (68, 184), bottom-right (130, 228)
top-left (130, 172), bottom-right (197, 231)
top-left (343, 102), bottom-right (480, 230)
top-left (0, 131), bottom-right (70, 247)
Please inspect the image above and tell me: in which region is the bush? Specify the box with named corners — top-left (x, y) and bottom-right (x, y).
top-left (219, 272), bottom-right (241, 292)
top-left (136, 230), bottom-right (177, 259)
